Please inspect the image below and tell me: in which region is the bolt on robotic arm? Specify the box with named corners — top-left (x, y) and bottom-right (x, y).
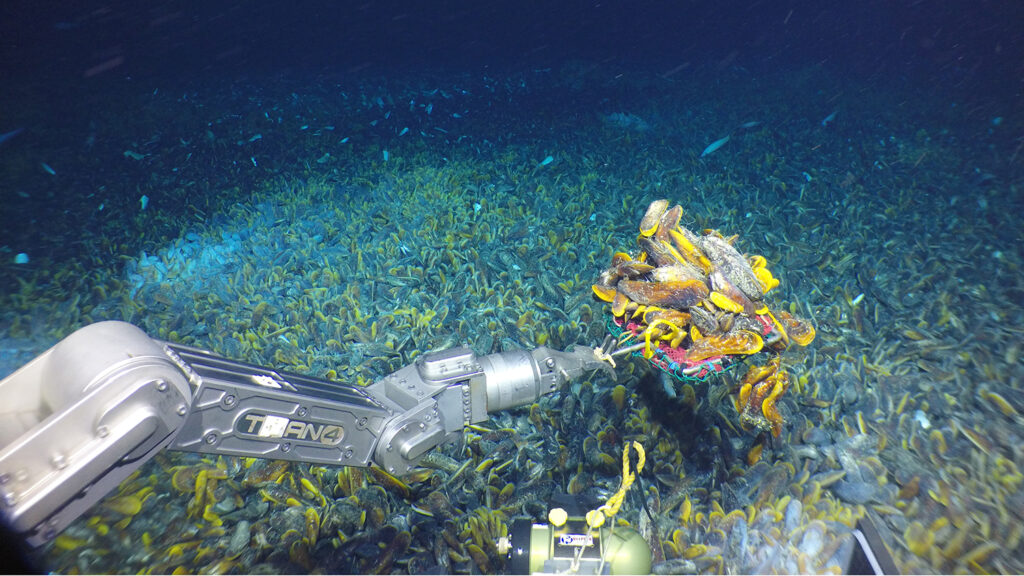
top-left (0, 321), bottom-right (614, 546)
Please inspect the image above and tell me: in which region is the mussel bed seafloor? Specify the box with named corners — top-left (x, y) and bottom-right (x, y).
top-left (1, 68), bottom-right (1020, 575)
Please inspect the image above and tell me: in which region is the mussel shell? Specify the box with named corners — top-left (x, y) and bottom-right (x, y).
top-left (689, 305), bottom-right (719, 335)
top-left (611, 290), bottom-right (633, 316)
top-left (617, 278), bottom-right (709, 309)
top-left (652, 262), bottom-right (706, 284)
top-left (698, 234), bottom-right (764, 301)
top-left (654, 204), bottom-right (683, 242)
top-left (709, 270), bottom-right (759, 314)
top-left (687, 329), bottom-right (763, 362)
top-left (638, 237), bottom-right (679, 268)
top-left (596, 261), bottom-right (655, 289)
top-left (675, 225), bottom-right (703, 248)
top-left (619, 261), bottom-right (656, 279)
top-left (777, 310), bottom-right (816, 346)
top-left (592, 283), bottom-right (617, 302)
top-left (668, 228), bottom-right (713, 274)
top-left (640, 199), bottom-right (670, 237)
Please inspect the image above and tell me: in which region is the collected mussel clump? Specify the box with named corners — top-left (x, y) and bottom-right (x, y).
top-left (592, 199), bottom-right (816, 437)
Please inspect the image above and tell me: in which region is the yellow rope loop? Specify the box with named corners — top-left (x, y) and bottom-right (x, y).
top-left (643, 319), bottom-right (681, 359)
top-left (592, 441), bottom-right (646, 525)
top-left (633, 440), bottom-right (646, 472)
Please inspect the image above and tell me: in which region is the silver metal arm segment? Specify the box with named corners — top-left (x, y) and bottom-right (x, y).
top-left (165, 340), bottom-right (392, 468)
top-left (0, 322), bottom-right (192, 547)
top-left (0, 321), bottom-right (614, 546)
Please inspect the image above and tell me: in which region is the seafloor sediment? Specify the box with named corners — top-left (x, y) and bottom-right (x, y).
top-left (1, 64), bottom-right (1021, 574)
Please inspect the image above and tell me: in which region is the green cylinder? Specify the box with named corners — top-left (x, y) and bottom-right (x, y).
top-left (508, 517), bottom-right (652, 575)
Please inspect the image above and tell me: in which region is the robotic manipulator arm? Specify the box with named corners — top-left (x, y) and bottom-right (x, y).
top-left (0, 321), bottom-right (613, 547)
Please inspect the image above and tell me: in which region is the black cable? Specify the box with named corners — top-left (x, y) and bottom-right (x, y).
top-left (634, 460), bottom-right (663, 562)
